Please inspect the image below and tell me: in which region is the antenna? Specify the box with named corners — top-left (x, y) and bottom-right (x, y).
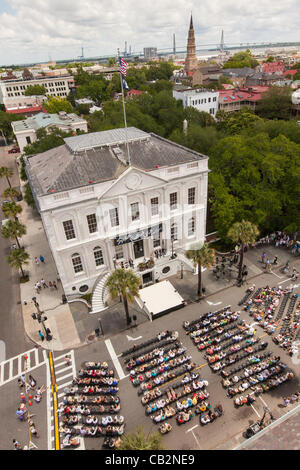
top-left (173, 34), bottom-right (176, 55)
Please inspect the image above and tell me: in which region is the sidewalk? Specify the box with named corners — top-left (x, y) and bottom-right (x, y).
top-left (19, 197), bottom-right (81, 351)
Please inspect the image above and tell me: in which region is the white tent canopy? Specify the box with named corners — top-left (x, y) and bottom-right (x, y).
top-left (136, 280), bottom-right (185, 321)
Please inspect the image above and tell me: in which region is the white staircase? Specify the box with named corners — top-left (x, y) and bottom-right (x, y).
top-left (90, 272), bottom-right (110, 314)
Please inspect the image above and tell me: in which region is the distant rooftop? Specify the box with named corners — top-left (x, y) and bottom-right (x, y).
top-left (12, 112), bottom-right (86, 132)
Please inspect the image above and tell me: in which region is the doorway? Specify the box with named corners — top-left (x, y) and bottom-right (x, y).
top-left (133, 239), bottom-right (144, 259)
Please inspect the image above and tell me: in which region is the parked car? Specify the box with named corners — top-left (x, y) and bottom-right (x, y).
top-left (8, 147), bottom-right (20, 154)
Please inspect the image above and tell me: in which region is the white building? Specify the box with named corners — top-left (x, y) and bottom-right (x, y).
top-left (11, 112), bottom-right (88, 153)
top-left (26, 127), bottom-right (209, 313)
top-left (173, 87), bottom-right (219, 118)
top-left (0, 75), bottom-right (75, 107)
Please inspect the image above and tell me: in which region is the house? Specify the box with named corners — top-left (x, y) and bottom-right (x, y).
top-left (11, 111), bottom-right (88, 152)
top-left (218, 86), bottom-right (269, 113)
top-left (173, 87), bottom-right (219, 118)
top-left (25, 127), bottom-right (209, 311)
top-left (127, 89), bottom-right (143, 99)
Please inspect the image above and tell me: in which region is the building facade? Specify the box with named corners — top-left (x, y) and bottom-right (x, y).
top-left (0, 75), bottom-right (75, 107)
top-left (173, 87), bottom-right (219, 118)
top-left (143, 48), bottom-right (158, 60)
top-left (26, 127), bottom-right (209, 309)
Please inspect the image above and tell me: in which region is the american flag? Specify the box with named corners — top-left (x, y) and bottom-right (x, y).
top-left (119, 57), bottom-right (128, 76)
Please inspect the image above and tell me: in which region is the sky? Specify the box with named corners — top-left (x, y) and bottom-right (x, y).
top-left (0, 0), bottom-right (299, 66)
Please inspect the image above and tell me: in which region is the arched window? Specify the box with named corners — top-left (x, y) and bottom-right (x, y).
top-left (93, 246), bottom-right (104, 266)
top-left (188, 217), bottom-right (195, 236)
top-left (71, 253), bottom-right (83, 273)
top-left (171, 223), bottom-right (178, 241)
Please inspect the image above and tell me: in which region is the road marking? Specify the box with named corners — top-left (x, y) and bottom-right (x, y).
top-left (250, 404), bottom-right (261, 417)
top-left (105, 339), bottom-right (126, 380)
top-left (191, 429), bottom-right (201, 449)
top-left (258, 395), bottom-right (268, 408)
top-left (126, 335), bottom-right (143, 341)
top-left (277, 277), bottom-right (293, 284)
top-left (0, 341), bottom-right (5, 363)
top-left (206, 301), bottom-right (222, 306)
top-left (186, 424), bottom-right (199, 433)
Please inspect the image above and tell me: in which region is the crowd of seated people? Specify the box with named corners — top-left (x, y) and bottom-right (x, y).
top-left (243, 286), bottom-right (284, 332)
top-left (123, 330), bottom-right (223, 433)
top-left (273, 299), bottom-right (300, 356)
top-left (59, 362), bottom-right (124, 447)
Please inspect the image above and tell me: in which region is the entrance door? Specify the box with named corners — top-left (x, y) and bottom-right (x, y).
top-left (133, 239), bottom-right (144, 259)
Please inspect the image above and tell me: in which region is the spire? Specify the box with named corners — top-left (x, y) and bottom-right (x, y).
top-left (185, 13), bottom-right (198, 73)
top-left (189, 13), bottom-right (193, 30)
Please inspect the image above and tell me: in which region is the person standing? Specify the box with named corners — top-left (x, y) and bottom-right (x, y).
top-left (38, 330), bottom-right (44, 341)
top-left (41, 279), bottom-right (48, 288)
top-left (39, 255), bottom-right (45, 264)
top-left (16, 407), bottom-right (24, 421)
top-left (52, 281), bottom-right (57, 290)
top-left (64, 355), bottom-right (71, 366)
top-left (20, 392), bottom-right (26, 403)
top-left (34, 257), bottom-right (39, 266)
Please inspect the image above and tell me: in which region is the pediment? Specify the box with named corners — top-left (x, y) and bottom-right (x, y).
top-left (98, 167), bottom-right (167, 199)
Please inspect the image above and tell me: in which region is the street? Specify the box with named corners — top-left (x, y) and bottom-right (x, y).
top-left (0, 146), bottom-right (33, 361)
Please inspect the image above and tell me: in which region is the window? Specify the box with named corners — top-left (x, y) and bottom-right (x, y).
top-left (171, 223), bottom-right (178, 241)
top-left (167, 167), bottom-right (179, 174)
top-left (115, 245), bottom-right (124, 260)
top-left (170, 192), bottom-right (177, 211)
top-left (188, 217), bottom-right (195, 236)
top-left (93, 247), bottom-right (104, 266)
top-left (151, 197), bottom-right (159, 216)
top-left (153, 231), bottom-right (161, 248)
top-left (26, 136), bottom-right (31, 144)
top-left (131, 202), bottom-right (140, 221)
top-left (63, 220), bottom-right (75, 240)
top-left (71, 253), bottom-right (83, 273)
top-left (109, 208), bottom-right (119, 227)
top-left (87, 213), bottom-right (97, 233)
top-left (188, 187), bottom-right (196, 205)
top-left (187, 162), bottom-right (198, 169)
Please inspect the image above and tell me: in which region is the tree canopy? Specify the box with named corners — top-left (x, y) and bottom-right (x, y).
top-left (24, 84), bottom-right (46, 96)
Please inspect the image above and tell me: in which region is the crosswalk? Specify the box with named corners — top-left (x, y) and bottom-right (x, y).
top-left (46, 350), bottom-right (85, 450)
top-left (0, 347), bottom-right (47, 386)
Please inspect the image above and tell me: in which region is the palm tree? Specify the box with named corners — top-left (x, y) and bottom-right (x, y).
top-left (2, 201), bottom-right (22, 221)
top-left (3, 187), bottom-right (19, 201)
top-left (0, 166), bottom-right (13, 188)
top-left (185, 242), bottom-right (215, 297)
top-left (227, 220), bottom-right (259, 284)
top-left (1, 219), bottom-right (26, 249)
top-left (7, 248), bottom-right (30, 279)
top-left (106, 268), bottom-right (140, 326)
top-left (117, 426), bottom-right (165, 450)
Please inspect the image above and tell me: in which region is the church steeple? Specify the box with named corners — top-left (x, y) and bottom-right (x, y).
top-left (185, 13), bottom-right (198, 73)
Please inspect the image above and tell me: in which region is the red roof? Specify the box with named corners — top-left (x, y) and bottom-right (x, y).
top-left (127, 89), bottom-right (143, 96)
top-left (5, 105), bottom-right (42, 114)
top-left (219, 86), bottom-right (269, 103)
top-left (261, 61), bottom-right (285, 74)
top-left (282, 69), bottom-right (298, 77)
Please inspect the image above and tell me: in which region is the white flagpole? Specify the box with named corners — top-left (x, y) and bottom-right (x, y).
top-left (118, 48), bottom-right (131, 166)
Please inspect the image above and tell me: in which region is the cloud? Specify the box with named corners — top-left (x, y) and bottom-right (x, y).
top-left (0, 0), bottom-right (299, 65)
